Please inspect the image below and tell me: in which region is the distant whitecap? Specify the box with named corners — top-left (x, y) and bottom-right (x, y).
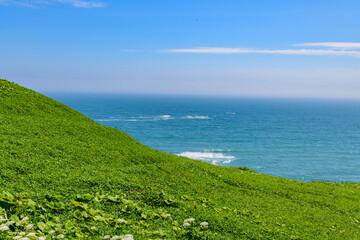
top-left (177, 151), bottom-right (235, 165)
top-left (156, 115), bottom-right (172, 120)
top-left (184, 115), bottom-right (212, 119)
top-left (95, 118), bottom-right (123, 122)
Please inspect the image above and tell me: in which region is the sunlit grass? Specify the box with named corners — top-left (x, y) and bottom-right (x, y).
top-left (1, 79), bottom-right (360, 239)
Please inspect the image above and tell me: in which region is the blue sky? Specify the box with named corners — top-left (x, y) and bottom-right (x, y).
top-left (1, 0), bottom-right (360, 98)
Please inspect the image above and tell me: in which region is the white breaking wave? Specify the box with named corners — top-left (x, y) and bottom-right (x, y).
top-left (156, 115), bottom-right (172, 120)
top-left (177, 151), bottom-right (235, 165)
top-left (184, 115), bottom-right (212, 119)
top-left (96, 115), bottom-right (172, 122)
top-left (97, 115), bottom-right (213, 122)
top-left (96, 118), bottom-right (123, 122)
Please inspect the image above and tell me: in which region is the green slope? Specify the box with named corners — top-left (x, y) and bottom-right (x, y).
top-left (1, 79), bottom-right (360, 239)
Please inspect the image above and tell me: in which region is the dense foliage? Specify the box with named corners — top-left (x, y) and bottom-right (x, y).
top-left (1, 79), bottom-right (360, 239)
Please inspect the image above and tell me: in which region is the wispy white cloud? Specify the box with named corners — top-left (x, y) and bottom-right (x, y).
top-left (161, 47), bottom-right (360, 58)
top-left (0, 0), bottom-right (105, 8)
top-left (59, 0), bottom-right (105, 8)
top-left (0, 0), bottom-right (36, 7)
top-left (293, 42), bottom-right (360, 49)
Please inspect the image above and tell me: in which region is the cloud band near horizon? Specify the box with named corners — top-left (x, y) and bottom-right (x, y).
top-left (161, 46), bottom-right (360, 58)
top-left (293, 42), bottom-right (360, 49)
top-left (0, 0), bottom-right (105, 8)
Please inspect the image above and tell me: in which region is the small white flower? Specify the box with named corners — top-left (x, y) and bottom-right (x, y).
top-left (38, 237), bottom-right (46, 240)
top-left (19, 232), bottom-right (26, 236)
top-left (27, 233), bottom-right (36, 237)
top-left (19, 238), bottom-right (30, 240)
top-left (22, 217), bottom-right (29, 221)
top-left (184, 218), bottom-right (195, 223)
top-left (116, 218), bottom-right (126, 223)
top-left (110, 236), bottom-right (121, 240)
top-left (49, 230), bottom-right (56, 234)
top-left (0, 224), bottom-right (10, 231)
top-left (91, 226), bottom-right (97, 230)
top-left (103, 236), bottom-right (110, 239)
top-left (13, 237), bottom-right (22, 240)
top-left (0, 215), bottom-right (6, 222)
top-left (183, 222), bottom-right (191, 227)
top-left (25, 224), bottom-right (34, 230)
top-left (122, 234), bottom-right (134, 240)
top-left (6, 220), bottom-right (15, 226)
top-left (200, 222), bottom-right (208, 227)
top-left (18, 201), bottom-right (23, 205)
top-left (56, 234), bottom-right (64, 239)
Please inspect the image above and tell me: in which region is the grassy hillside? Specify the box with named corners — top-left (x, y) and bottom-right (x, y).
top-left (1, 79), bottom-right (360, 239)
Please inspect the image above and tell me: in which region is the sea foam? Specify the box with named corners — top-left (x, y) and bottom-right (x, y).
top-left (177, 150), bottom-right (235, 165)
top-left (96, 115), bottom-right (172, 122)
top-left (156, 115), bottom-right (172, 120)
top-left (184, 115), bottom-right (212, 119)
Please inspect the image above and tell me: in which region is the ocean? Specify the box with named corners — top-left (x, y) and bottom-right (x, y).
top-left (47, 93), bottom-right (360, 182)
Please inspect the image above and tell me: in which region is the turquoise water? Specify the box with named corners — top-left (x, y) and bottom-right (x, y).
top-left (48, 93), bottom-right (360, 182)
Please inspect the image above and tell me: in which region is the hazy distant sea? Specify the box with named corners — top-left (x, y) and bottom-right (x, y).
top-left (48, 93), bottom-right (360, 182)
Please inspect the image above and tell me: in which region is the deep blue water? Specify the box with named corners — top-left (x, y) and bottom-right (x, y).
top-left (47, 93), bottom-right (360, 182)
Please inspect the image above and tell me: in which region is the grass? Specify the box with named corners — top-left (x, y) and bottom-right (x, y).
top-left (1, 78), bottom-right (360, 239)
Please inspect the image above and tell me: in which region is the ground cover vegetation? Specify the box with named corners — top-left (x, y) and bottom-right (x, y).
top-left (1, 79), bottom-right (360, 239)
